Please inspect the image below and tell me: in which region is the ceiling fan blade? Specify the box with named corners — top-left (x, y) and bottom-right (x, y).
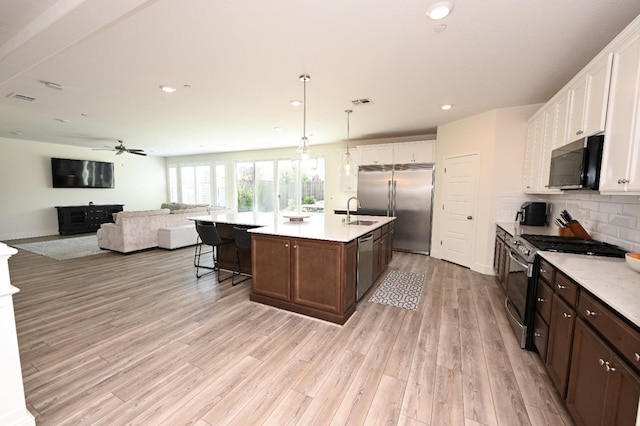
top-left (128, 149), bottom-right (145, 152)
top-left (116, 150), bottom-right (124, 155)
top-left (130, 151), bottom-right (147, 156)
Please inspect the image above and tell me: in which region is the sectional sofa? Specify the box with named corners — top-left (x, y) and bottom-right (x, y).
top-left (97, 204), bottom-right (228, 253)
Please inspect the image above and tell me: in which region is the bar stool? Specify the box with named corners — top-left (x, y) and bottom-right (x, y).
top-left (194, 220), bottom-right (233, 281)
top-left (232, 226), bottom-right (252, 286)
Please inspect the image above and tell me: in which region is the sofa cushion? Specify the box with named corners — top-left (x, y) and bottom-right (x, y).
top-left (114, 209), bottom-right (169, 225)
top-left (169, 206), bottom-right (209, 214)
top-left (161, 202), bottom-right (209, 211)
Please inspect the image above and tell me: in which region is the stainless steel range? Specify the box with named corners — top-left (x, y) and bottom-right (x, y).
top-left (504, 233), bottom-right (626, 350)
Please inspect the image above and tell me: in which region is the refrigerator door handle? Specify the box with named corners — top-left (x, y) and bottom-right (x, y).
top-left (392, 180), bottom-right (397, 216)
top-left (387, 180), bottom-right (392, 216)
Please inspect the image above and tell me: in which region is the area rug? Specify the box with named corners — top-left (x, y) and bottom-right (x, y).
top-left (369, 269), bottom-right (425, 311)
top-left (13, 235), bottom-right (107, 261)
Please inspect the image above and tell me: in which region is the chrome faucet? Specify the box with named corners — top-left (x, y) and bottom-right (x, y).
top-left (346, 196), bottom-right (360, 223)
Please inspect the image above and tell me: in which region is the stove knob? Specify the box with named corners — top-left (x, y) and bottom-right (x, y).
top-left (524, 248), bottom-right (530, 256)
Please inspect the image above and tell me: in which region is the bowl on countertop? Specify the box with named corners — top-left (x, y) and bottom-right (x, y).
top-left (625, 253), bottom-right (640, 272)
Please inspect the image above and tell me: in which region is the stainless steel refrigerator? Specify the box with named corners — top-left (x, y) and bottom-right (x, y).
top-left (357, 163), bottom-right (434, 254)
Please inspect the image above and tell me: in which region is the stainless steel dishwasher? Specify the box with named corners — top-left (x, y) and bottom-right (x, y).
top-left (356, 232), bottom-right (374, 301)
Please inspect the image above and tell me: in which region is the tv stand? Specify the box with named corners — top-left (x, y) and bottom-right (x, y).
top-left (55, 204), bottom-right (124, 235)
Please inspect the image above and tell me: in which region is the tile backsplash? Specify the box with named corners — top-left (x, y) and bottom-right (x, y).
top-left (497, 192), bottom-right (640, 252)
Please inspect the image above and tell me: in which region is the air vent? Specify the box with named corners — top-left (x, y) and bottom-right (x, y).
top-left (351, 97), bottom-right (373, 106)
top-left (6, 92), bottom-right (36, 102)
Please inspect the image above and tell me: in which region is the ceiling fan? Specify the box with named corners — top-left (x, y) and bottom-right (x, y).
top-left (96, 140), bottom-right (147, 156)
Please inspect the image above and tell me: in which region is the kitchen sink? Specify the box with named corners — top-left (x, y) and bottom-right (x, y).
top-left (347, 220), bottom-right (378, 226)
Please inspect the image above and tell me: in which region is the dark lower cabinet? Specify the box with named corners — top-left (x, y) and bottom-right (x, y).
top-left (534, 254), bottom-right (640, 426)
top-left (566, 319), bottom-right (640, 426)
top-left (56, 204), bottom-right (123, 235)
top-left (251, 234), bottom-right (357, 324)
top-left (546, 293), bottom-right (576, 396)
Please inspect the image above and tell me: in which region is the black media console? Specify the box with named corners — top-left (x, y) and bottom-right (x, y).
top-left (55, 204), bottom-right (124, 235)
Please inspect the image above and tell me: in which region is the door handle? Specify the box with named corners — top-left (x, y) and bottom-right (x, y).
top-left (467, 216), bottom-right (473, 220)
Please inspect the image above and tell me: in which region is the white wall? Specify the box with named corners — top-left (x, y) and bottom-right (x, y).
top-left (0, 137), bottom-right (167, 240)
top-left (431, 104), bottom-right (541, 274)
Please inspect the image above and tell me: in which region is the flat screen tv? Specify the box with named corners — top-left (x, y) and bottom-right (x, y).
top-left (51, 158), bottom-right (115, 188)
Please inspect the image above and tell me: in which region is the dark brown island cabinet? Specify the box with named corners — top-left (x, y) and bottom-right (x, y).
top-left (251, 235), bottom-right (357, 325)
top-left (532, 256), bottom-right (640, 426)
top-left (250, 220), bottom-right (394, 325)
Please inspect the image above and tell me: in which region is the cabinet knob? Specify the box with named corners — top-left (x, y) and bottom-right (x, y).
top-left (618, 178), bottom-right (629, 184)
top-left (605, 363), bottom-right (616, 373)
top-left (585, 309), bottom-right (598, 316)
top-left (634, 353), bottom-right (639, 362)
top-left (466, 216), bottom-right (473, 220)
top-left (285, 244), bottom-right (289, 248)
top-left (557, 284), bottom-right (567, 290)
top-left (540, 269), bottom-right (547, 273)
top-left (563, 312), bottom-right (572, 319)
top-left (537, 297), bottom-right (546, 303)
top-left (293, 245), bottom-right (297, 249)
top-left (534, 332), bottom-right (542, 337)
top-left (599, 358), bottom-right (606, 366)
top-left (576, 130), bottom-right (584, 135)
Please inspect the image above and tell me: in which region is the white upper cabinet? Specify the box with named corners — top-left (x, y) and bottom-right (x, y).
top-left (358, 144), bottom-right (394, 166)
top-left (523, 107), bottom-right (561, 194)
top-left (566, 53), bottom-right (613, 143)
top-left (599, 31), bottom-right (640, 194)
top-left (523, 112), bottom-right (544, 192)
top-left (552, 90), bottom-right (570, 149)
top-left (357, 140), bottom-right (436, 166)
top-left (393, 141), bottom-right (435, 164)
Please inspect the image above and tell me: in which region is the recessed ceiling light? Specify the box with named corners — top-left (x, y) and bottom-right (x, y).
top-left (427, 1), bottom-right (454, 20)
top-left (441, 104), bottom-right (453, 111)
top-left (44, 81), bottom-right (64, 90)
top-left (159, 85), bottom-right (177, 93)
top-left (434, 24), bottom-right (447, 33)
top-left (290, 100), bottom-right (302, 106)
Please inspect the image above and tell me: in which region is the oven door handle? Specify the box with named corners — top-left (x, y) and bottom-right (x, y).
top-left (507, 251), bottom-right (533, 277)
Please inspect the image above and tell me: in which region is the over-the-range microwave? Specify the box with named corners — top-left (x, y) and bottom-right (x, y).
top-left (548, 134), bottom-right (604, 190)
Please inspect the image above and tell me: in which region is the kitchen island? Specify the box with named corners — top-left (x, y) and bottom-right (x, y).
top-left (249, 213), bottom-right (395, 324)
top-left (192, 212), bottom-right (395, 324)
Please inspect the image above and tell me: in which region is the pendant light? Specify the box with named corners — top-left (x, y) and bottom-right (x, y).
top-left (338, 109), bottom-right (358, 177)
top-left (292, 75), bottom-right (318, 170)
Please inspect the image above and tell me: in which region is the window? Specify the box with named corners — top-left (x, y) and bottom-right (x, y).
top-left (167, 162), bottom-right (226, 206)
top-left (236, 158), bottom-right (325, 214)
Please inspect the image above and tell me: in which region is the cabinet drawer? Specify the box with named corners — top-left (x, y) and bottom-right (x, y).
top-left (555, 272), bottom-right (578, 307)
top-left (538, 258), bottom-right (556, 285)
top-left (536, 280), bottom-right (553, 324)
top-left (533, 311), bottom-right (549, 362)
top-left (579, 291), bottom-right (640, 372)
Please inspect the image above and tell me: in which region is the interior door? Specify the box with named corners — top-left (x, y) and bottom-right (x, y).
top-left (441, 154), bottom-right (478, 268)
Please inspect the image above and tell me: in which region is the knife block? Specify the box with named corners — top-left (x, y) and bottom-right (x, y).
top-left (558, 227), bottom-right (575, 237)
top-left (565, 220), bottom-right (591, 239)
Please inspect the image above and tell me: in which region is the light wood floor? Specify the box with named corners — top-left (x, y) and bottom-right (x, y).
top-left (7, 236), bottom-right (575, 425)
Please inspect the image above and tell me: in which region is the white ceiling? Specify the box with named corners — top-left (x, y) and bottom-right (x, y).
top-left (1, 0), bottom-right (639, 157)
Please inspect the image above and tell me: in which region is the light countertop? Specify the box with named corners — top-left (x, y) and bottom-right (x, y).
top-left (189, 212), bottom-right (396, 243)
top-left (496, 221), bottom-right (558, 238)
top-left (538, 252), bottom-right (640, 328)
top-left (496, 221), bottom-right (639, 328)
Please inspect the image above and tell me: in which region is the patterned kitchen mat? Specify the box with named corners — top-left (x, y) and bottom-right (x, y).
top-left (368, 269), bottom-right (425, 311)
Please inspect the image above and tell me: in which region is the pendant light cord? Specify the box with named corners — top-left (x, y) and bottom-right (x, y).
top-left (300, 75), bottom-right (310, 144)
top-left (345, 109), bottom-right (352, 154)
